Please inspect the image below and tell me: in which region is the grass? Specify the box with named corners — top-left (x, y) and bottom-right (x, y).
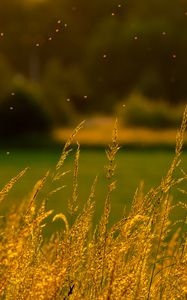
top-left (0, 109), bottom-right (187, 299)
top-left (1, 148), bottom-right (187, 233)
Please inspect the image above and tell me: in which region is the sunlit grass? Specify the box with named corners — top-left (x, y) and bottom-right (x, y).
top-left (0, 109), bottom-right (187, 299)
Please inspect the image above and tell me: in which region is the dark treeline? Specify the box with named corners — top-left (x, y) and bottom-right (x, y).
top-left (0, 0), bottom-right (187, 117)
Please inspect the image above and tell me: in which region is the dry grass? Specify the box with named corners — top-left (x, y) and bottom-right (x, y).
top-left (0, 109), bottom-right (187, 299)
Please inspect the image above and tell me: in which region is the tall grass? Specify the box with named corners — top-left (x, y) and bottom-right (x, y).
top-left (0, 109), bottom-right (187, 299)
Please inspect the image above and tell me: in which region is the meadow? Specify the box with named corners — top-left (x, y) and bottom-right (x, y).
top-left (1, 146), bottom-right (187, 233)
top-left (0, 113), bottom-right (187, 299)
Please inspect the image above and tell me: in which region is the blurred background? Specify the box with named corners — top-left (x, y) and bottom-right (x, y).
top-left (0, 0), bottom-right (187, 228)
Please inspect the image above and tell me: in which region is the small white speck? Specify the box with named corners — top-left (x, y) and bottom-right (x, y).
top-left (10, 106), bottom-right (14, 110)
top-left (6, 152), bottom-right (10, 155)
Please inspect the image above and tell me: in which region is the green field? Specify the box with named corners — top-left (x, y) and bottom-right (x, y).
top-left (1, 147), bottom-right (187, 233)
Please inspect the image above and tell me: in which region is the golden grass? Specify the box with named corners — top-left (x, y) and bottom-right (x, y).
top-left (0, 109), bottom-right (187, 299)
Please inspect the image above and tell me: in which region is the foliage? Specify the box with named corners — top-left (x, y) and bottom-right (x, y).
top-left (0, 0), bottom-right (187, 112)
top-left (41, 59), bottom-right (80, 125)
top-left (0, 55), bottom-right (13, 101)
top-left (0, 109), bottom-right (187, 299)
top-left (116, 92), bottom-right (185, 129)
top-left (0, 78), bottom-right (51, 138)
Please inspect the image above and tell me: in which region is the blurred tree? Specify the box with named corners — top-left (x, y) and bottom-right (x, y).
top-left (0, 55), bottom-right (13, 100)
top-left (0, 0), bottom-right (187, 114)
top-left (0, 79), bottom-right (51, 138)
top-left (42, 58), bottom-right (78, 126)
